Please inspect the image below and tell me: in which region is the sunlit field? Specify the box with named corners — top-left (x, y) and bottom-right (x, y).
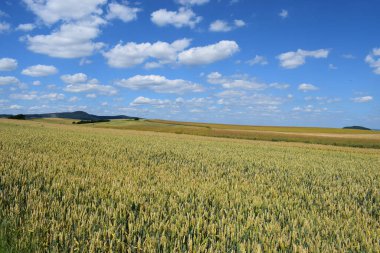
top-left (31, 118), bottom-right (380, 149)
top-left (1, 119), bottom-right (379, 252)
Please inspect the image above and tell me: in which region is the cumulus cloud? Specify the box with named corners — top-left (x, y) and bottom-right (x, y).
top-left (0, 22), bottom-right (10, 33)
top-left (304, 96), bottom-right (341, 104)
top-left (207, 72), bottom-right (265, 90)
top-left (352, 96), bottom-right (373, 103)
top-left (207, 72), bottom-right (289, 90)
top-left (10, 91), bottom-right (65, 100)
top-left (61, 73), bottom-right (88, 84)
top-left (16, 23), bottom-right (36, 31)
top-left (116, 75), bottom-right (203, 94)
top-left (64, 82), bottom-right (117, 95)
top-left (130, 96), bottom-right (170, 106)
top-left (0, 58), bottom-right (18, 71)
top-left (176, 0), bottom-right (209, 6)
top-left (1, 104), bottom-right (23, 110)
top-left (151, 7), bottom-right (202, 28)
top-left (0, 76), bottom-right (19, 85)
top-left (247, 55), bottom-right (268, 66)
top-left (26, 16), bottom-right (106, 58)
top-left (178, 40), bottom-right (239, 65)
top-left (104, 39), bottom-right (238, 68)
top-left (277, 49), bottom-right (329, 69)
top-left (298, 83), bottom-right (319, 92)
top-left (106, 2), bottom-right (141, 23)
top-left (23, 0), bottom-right (107, 25)
top-left (209, 19), bottom-right (245, 32)
top-left (365, 48), bottom-right (380, 75)
top-left (22, 65), bottom-right (58, 77)
top-left (216, 93), bottom-right (287, 108)
top-left (279, 9), bottom-right (288, 19)
top-left (86, 93), bottom-right (97, 98)
top-left (209, 20), bottom-right (231, 32)
top-left (234, 19), bottom-right (245, 27)
top-left (103, 38), bottom-right (191, 68)
top-left (62, 75), bottom-right (117, 95)
top-left (292, 105), bottom-right (327, 113)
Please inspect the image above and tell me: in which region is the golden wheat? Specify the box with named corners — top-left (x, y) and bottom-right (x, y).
top-left (1, 120), bottom-right (379, 252)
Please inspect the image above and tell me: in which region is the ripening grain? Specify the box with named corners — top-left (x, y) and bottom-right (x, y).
top-left (1, 120), bottom-right (380, 252)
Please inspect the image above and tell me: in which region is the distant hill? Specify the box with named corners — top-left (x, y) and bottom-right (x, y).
top-left (343, 126), bottom-right (371, 130)
top-left (1, 111), bottom-right (140, 121)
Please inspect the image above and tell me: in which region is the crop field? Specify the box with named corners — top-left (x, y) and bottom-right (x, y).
top-left (1, 119), bottom-right (380, 252)
top-left (86, 119), bottom-right (380, 149)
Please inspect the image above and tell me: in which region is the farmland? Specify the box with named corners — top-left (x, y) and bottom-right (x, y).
top-left (1, 118), bottom-right (379, 252)
top-left (31, 118), bottom-right (380, 149)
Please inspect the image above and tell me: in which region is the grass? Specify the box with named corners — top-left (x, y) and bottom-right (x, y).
top-left (1, 119), bottom-right (380, 252)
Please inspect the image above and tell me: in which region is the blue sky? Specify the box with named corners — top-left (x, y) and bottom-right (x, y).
top-left (0, 0), bottom-right (379, 128)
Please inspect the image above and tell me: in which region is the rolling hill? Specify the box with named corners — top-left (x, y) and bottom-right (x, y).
top-left (0, 111), bottom-right (140, 121)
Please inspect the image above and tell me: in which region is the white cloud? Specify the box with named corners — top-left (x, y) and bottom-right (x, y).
top-left (216, 90), bottom-right (246, 98)
top-left (79, 58), bottom-right (92, 66)
top-left (22, 64), bottom-right (58, 77)
top-left (144, 62), bottom-right (162, 69)
top-left (292, 105), bottom-right (327, 113)
top-left (23, 0), bottom-right (107, 25)
top-left (0, 58), bottom-right (18, 71)
top-left (279, 9), bottom-right (288, 19)
top-left (26, 16), bottom-right (106, 58)
top-left (116, 75), bottom-right (203, 94)
top-left (10, 91), bottom-right (65, 100)
top-left (64, 83), bottom-right (117, 95)
top-left (106, 2), bottom-right (141, 23)
top-left (104, 38), bottom-right (191, 68)
top-left (33, 80), bottom-right (41, 86)
top-left (209, 20), bottom-right (231, 32)
top-left (0, 22), bottom-right (10, 33)
top-left (216, 93), bottom-right (287, 108)
top-left (298, 83), bottom-right (319, 92)
top-left (130, 96), bottom-right (170, 107)
top-left (342, 54), bottom-right (355, 59)
top-left (105, 39), bottom-right (238, 67)
top-left (178, 40), bottom-right (239, 65)
top-left (352, 96), bottom-right (373, 103)
top-left (151, 7), bottom-right (202, 28)
top-left (208, 73), bottom-right (265, 90)
top-left (207, 72), bottom-right (288, 90)
top-left (61, 73), bottom-right (88, 84)
top-left (68, 96), bottom-right (79, 102)
top-left (0, 76), bottom-right (20, 85)
top-left (28, 105), bottom-right (49, 111)
top-left (269, 83), bottom-right (290, 89)
top-left (63, 78), bottom-right (117, 95)
top-left (304, 96), bottom-right (341, 104)
top-left (365, 48), bottom-right (380, 75)
top-left (328, 63), bottom-right (337, 70)
top-left (16, 23), bottom-right (36, 31)
top-left (247, 55), bottom-right (268, 66)
top-left (86, 93), bottom-right (97, 98)
top-left (277, 49), bottom-right (329, 69)
top-left (1, 104), bottom-right (23, 110)
top-left (234, 19), bottom-right (245, 27)
top-left (176, 0), bottom-right (209, 6)
top-left (209, 19), bottom-right (245, 32)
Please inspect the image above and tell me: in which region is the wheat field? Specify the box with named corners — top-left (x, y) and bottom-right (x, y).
top-left (1, 119), bottom-right (379, 252)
